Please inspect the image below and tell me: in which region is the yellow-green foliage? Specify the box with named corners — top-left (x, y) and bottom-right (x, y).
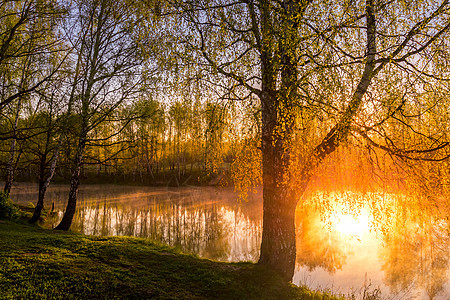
top-left (231, 138), bottom-right (262, 201)
top-left (0, 192), bottom-right (18, 220)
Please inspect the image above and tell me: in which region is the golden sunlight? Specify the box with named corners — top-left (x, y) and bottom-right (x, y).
top-left (332, 211), bottom-right (370, 237)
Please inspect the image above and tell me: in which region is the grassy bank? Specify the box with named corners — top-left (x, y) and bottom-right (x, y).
top-left (0, 219), bottom-right (343, 300)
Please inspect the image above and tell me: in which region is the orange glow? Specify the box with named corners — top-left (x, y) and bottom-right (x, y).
top-left (333, 212), bottom-right (370, 237)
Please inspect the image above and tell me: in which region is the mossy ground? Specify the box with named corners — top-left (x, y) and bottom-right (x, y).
top-left (0, 219), bottom-right (345, 300)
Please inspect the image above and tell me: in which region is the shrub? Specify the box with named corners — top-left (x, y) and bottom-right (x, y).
top-left (0, 192), bottom-right (18, 220)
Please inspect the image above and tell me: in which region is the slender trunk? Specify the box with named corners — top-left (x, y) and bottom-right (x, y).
top-left (176, 131), bottom-right (180, 179)
top-left (3, 98), bottom-right (22, 195)
top-left (30, 179), bottom-right (46, 224)
top-left (54, 0), bottom-right (108, 230)
top-left (54, 137), bottom-right (85, 231)
top-left (29, 137), bottom-right (62, 223)
top-left (30, 35), bottom-right (81, 222)
top-left (154, 137), bottom-right (159, 175)
top-left (3, 140), bottom-right (17, 195)
top-left (31, 8), bottom-right (85, 222)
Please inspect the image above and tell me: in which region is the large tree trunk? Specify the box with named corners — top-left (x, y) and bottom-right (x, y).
top-left (258, 176), bottom-right (297, 280)
top-left (257, 85), bottom-right (298, 281)
top-left (257, 0), bottom-right (301, 281)
top-left (257, 0), bottom-right (376, 282)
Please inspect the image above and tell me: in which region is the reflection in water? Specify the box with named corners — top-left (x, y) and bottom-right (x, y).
top-left (294, 192), bottom-right (449, 299)
top-left (10, 184), bottom-right (449, 299)
top-left (296, 204), bottom-right (348, 273)
top-left (378, 208), bottom-right (449, 300)
top-left (40, 186), bottom-right (262, 262)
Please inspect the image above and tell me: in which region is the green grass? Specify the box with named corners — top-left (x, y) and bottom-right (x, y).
top-left (0, 219), bottom-right (345, 300)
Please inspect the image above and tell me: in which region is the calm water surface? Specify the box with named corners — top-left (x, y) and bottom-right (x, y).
top-left (10, 183), bottom-right (450, 300)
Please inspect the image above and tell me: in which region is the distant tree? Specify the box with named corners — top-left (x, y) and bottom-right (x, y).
top-left (96, 97), bottom-right (163, 181)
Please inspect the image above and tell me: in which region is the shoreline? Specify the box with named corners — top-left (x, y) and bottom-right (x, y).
top-left (0, 218), bottom-right (343, 299)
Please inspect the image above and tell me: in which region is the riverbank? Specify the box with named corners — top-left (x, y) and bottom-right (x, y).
top-left (0, 219), bottom-right (342, 299)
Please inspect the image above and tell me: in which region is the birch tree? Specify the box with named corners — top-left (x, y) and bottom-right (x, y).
top-left (0, 0), bottom-right (66, 195)
top-left (161, 0), bottom-right (450, 281)
top-left (55, 0), bottom-right (144, 230)
top-left (0, 0), bottom-right (66, 112)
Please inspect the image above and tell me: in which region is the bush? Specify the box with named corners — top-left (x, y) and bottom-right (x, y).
top-left (0, 192), bottom-right (18, 220)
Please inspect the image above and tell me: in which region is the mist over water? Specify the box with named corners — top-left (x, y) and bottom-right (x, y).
top-left (10, 183), bottom-right (450, 299)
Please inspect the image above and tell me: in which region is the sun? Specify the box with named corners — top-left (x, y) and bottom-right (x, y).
top-left (333, 212), bottom-right (370, 237)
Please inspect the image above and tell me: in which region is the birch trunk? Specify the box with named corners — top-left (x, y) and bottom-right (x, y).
top-left (3, 98), bottom-right (22, 195)
top-left (54, 136), bottom-right (86, 230)
top-left (257, 0), bottom-right (376, 281)
top-left (29, 136), bottom-right (62, 223)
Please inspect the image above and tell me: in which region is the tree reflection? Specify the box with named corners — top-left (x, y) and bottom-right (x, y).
top-left (54, 188), bottom-right (262, 262)
top-left (379, 212), bottom-right (449, 299)
top-left (296, 204), bottom-right (347, 273)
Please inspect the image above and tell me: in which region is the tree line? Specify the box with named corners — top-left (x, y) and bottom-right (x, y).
top-left (1, 96), bottom-right (240, 185)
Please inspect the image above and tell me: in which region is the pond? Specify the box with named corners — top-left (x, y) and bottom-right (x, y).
top-left (9, 183), bottom-right (450, 299)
